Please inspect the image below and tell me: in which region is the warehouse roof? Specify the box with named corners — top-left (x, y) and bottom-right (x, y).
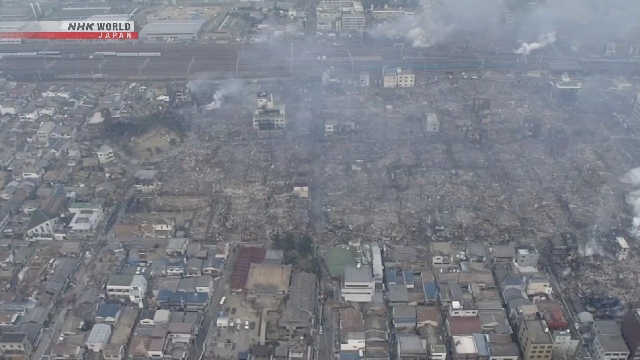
top-left (140, 20), bottom-right (205, 36)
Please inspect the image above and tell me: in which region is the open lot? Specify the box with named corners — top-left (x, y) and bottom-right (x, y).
top-left (212, 293), bottom-right (262, 359)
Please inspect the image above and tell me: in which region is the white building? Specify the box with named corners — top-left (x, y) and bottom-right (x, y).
top-left (86, 324), bottom-right (111, 353)
top-left (26, 209), bottom-right (59, 241)
top-left (340, 332), bottom-right (366, 351)
top-left (106, 275), bottom-right (147, 303)
top-left (426, 113), bottom-right (439, 133)
top-left (371, 243), bottom-right (383, 283)
top-left (341, 265), bottom-right (374, 302)
top-left (37, 121), bottom-right (56, 143)
top-left (253, 93), bottom-right (286, 130)
top-left (67, 203), bottom-right (104, 239)
top-left (551, 330), bottom-right (580, 357)
top-left (591, 334), bottom-right (629, 360)
top-left (341, 13), bottom-right (365, 30)
top-left (21, 166), bottom-right (45, 180)
top-left (133, 170), bottom-right (161, 193)
top-left (615, 237), bottom-right (630, 261)
top-left (359, 72), bottom-right (370, 87)
top-left (382, 67), bottom-right (415, 88)
top-left (97, 144), bottom-right (115, 164)
top-left (632, 94), bottom-right (640, 129)
top-left (372, 8), bottom-right (414, 19)
top-left (383, 67), bottom-right (398, 88)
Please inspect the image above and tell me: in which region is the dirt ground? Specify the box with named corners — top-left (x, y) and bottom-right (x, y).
top-left (133, 128), bottom-right (181, 160)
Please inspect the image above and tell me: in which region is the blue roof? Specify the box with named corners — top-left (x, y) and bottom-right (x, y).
top-left (473, 334), bottom-right (490, 356)
top-left (96, 303), bottom-right (121, 318)
top-left (403, 269), bottom-right (415, 284)
top-left (157, 289), bottom-right (173, 302)
top-left (396, 270), bottom-right (405, 285)
top-left (385, 269), bottom-right (397, 284)
top-left (423, 282), bottom-right (438, 299)
top-left (340, 351), bottom-right (362, 360)
top-left (238, 352), bottom-right (250, 360)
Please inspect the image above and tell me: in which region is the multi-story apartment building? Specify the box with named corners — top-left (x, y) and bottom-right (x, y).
top-left (518, 320), bottom-right (554, 360)
top-left (382, 67), bottom-right (415, 88)
top-left (622, 309), bottom-right (640, 360)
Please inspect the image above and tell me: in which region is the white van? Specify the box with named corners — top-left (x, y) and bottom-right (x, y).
top-left (219, 297), bottom-right (226, 306)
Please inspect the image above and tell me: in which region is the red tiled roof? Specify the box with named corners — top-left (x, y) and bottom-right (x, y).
top-left (448, 316), bottom-right (482, 335)
top-left (230, 247), bottom-right (267, 290)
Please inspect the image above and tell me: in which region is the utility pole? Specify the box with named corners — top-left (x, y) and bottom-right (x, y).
top-left (290, 42), bottom-right (294, 76)
top-left (187, 56), bottom-right (195, 75)
top-left (99, 59), bottom-right (107, 75)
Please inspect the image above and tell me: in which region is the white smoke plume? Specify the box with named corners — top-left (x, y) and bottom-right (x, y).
top-left (622, 167), bottom-right (640, 237)
top-left (204, 79), bottom-right (243, 111)
top-left (514, 31), bottom-right (557, 54)
top-left (369, 10), bottom-right (454, 48)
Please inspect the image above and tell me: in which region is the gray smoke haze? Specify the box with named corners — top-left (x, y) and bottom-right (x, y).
top-left (516, 0), bottom-right (640, 48)
top-left (369, 0), bottom-right (504, 48)
top-left (369, 11), bottom-right (453, 48)
top-left (514, 32), bottom-right (556, 55)
top-left (370, 0), bottom-right (639, 51)
top-left (622, 167), bottom-right (640, 237)
top-left (205, 79), bottom-right (244, 110)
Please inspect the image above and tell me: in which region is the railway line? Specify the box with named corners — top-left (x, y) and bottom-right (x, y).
top-left (1, 43), bottom-right (639, 81)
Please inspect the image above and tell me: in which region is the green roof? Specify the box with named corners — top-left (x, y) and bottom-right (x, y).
top-left (325, 247), bottom-right (357, 277)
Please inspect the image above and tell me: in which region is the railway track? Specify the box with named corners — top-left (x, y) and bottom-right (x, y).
top-left (1, 43), bottom-right (639, 81)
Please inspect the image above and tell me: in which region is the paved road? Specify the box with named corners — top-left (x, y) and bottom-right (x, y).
top-left (195, 246), bottom-right (238, 360)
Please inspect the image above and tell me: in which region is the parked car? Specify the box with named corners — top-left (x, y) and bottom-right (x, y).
top-left (231, 308), bottom-right (237, 314)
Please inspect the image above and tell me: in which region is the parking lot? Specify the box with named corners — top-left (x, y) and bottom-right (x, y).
top-left (212, 293), bottom-right (262, 358)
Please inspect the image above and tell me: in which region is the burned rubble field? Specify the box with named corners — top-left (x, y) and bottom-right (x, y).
top-left (153, 76), bottom-right (640, 303)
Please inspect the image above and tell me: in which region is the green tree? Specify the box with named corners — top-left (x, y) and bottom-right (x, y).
top-left (298, 235), bottom-right (313, 257)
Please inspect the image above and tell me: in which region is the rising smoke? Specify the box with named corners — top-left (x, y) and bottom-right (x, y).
top-left (622, 167), bottom-right (640, 237)
top-left (514, 32), bottom-right (557, 55)
top-left (204, 79), bottom-right (244, 111)
top-left (369, 10), bottom-right (454, 48)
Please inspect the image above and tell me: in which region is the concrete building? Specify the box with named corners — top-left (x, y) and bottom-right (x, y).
top-left (86, 324), bottom-right (111, 353)
top-left (549, 74), bottom-right (581, 107)
top-left (37, 121), bottom-right (55, 143)
top-left (518, 320), bottom-right (554, 360)
top-left (397, 335), bottom-right (427, 360)
top-left (139, 20), bottom-right (205, 41)
top-left (341, 13), bottom-right (365, 30)
top-left (622, 309), bottom-right (640, 360)
top-left (318, 0), bottom-right (355, 9)
top-left (383, 67), bottom-right (415, 88)
top-left (372, 8), bottom-right (415, 19)
top-left (359, 72), bottom-right (370, 87)
top-left (614, 237), bottom-right (630, 261)
top-left (525, 276), bottom-right (552, 296)
top-left (97, 144), bottom-right (115, 164)
top-left (632, 94), bottom-right (640, 129)
top-left (341, 265), bottom-right (374, 302)
top-left (516, 247), bottom-right (540, 266)
top-left (383, 67), bottom-right (398, 88)
top-left (592, 334), bottom-right (629, 360)
top-left (551, 330), bottom-right (580, 357)
top-left (106, 275), bottom-right (147, 303)
top-left (253, 93), bottom-right (286, 130)
top-left (426, 113), bottom-right (439, 133)
top-left (0, 333), bottom-right (33, 359)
